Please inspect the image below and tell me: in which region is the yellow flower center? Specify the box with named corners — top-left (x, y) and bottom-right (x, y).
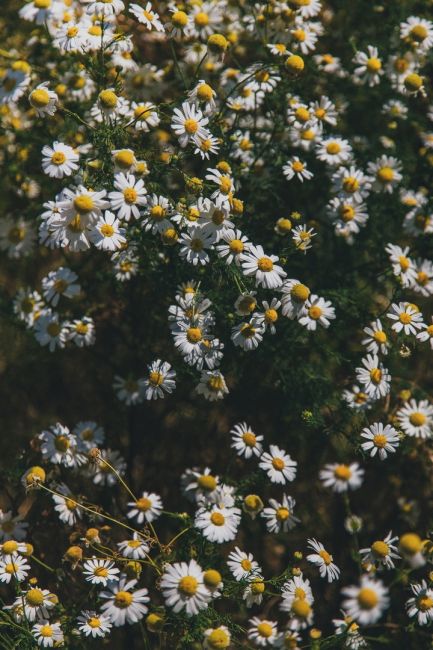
top-left (276, 507), bottom-right (290, 521)
top-left (240, 558), bottom-right (252, 571)
top-left (184, 118), bottom-right (198, 134)
top-left (219, 176), bottom-right (232, 194)
top-left (210, 512), bottom-right (225, 526)
top-left (400, 533), bottom-right (422, 554)
top-left (399, 311), bottom-right (412, 324)
top-left (265, 309), bottom-right (278, 323)
top-left (172, 10), bottom-right (188, 27)
top-left (178, 576), bottom-right (198, 596)
top-left (370, 368), bottom-right (382, 384)
top-left (294, 587), bottom-right (306, 599)
top-left (229, 239), bottom-right (244, 254)
top-left (207, 629), bottom-right (230, 649)
top-left (203, 569), bottom-right (221, 587)
top-left (123, 188), bottom-right (137, 204)
top-left (26, 588), bottom-right (44, 607)
top-left (371, 540), bottom-right (389, 557)
top-left (242, 431), bottom-right (257, 446)
top-left (39, 625), bottom-right (53, 638)
top-left (373, 434), bottom-right (387, 448)
top-left (88, 617), bottom-right (101, 628)
top-left (292, 160), bottom-right (304, 173)
top-left (35, 0), bottom-right (51, 7)
top-left (186, 327), bottom-right (202, 343)
top-left (30, 88), bottom-right (50, 107)
top-left (195, 11), bottom-right (209, 26)
top-left (404, 73), bottom-right (423, 91)
top-left (94, 566), bottom-right (109, 577)
top-left (127, 540), bottom-right (142, 549)
top-left (343, 176), bottom-right (359, 193)
top-left (51, 151), bottom-right (66, 165)
top-left (114, 591), bottom-right (133, 608)
top-left (257, 257), bottom-right (273, 272)
top-left (149, 371), bottom-right (164, 386)
top-left (251, 579), bottom-right (265, 594)
top-left (73, 194), bottom-right (94, 214)
top-left (417, 271), bottom-right (429, 285)
top-left (2, 540), bottom-right (18, 554)
top-left (291, 283), bottom-right (310, 302)
top-left (5, 562), bottom-right (17, 574)
top-left (293, 28), bottom-right (306, 42)
top-left (257, 622), bottom-right (273, 638)
top-left (8, 226), bottom-right (25, 243)
top-left (295, 107), bottom-right (310, 123)
top-left (409, 412), bottom-right (426, 426)
top-left (377, 166), bottom-right (394, 182)
top-left (374, 330), bottom-right (387, 343)
top-left (272, 457), bottom-right (285, 471)
top-left (399, 255), bottom-right (410, 271)
top-left (75, 322), bottom-right (88, 335)
top-left (417, 595), bottom-right (433, 611)
top-left (334, 464), bottom-right (351, 480)
top-left (366, 57), bottom-right (382, 72)
top-left (212, 209), bottom-right (225, 225)
top-left (357, 588), bottom-right (379, 610)
top-left (100, 223), bottom-right (114, 237)
top-left (134, 105), bottom-right (151, 121)
top-left (99, 89), bottom-right (118, 109)
top-left (198, 474), bottom-right (217, 490)
top-left (308, 305), bottom-right (323, 320)
top-left (136, 497), bottom-right (152, 511)
top-left (190, 237), bottom-right (204, 252)
top-left (319, 549), bottom-right (332, 565)
top-left (115, 150), bottom-right (135, 168)
top-left (88, 25), bottom-right (102, 36)
top-left (67, 26), bottom-right (79, 38)
top-left (326, 141), bottom-right (341, 154)
top-left (410, 25), bottom-right (428, 42)
top-left (291, 598), bottom-right (311, 618)
top-left (54, 435), bottom-right (70, 452)
top-left (208, 375), bottom-right (225, 391)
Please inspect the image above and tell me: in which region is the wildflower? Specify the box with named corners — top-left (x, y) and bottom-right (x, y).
top-left (100, 578), bottom-right (149, 626)
top-left (262, 495), bottom-right (299, 533)
top-left (160, 559), bottom-right (210, 616)
top-left (341, 576), bottom-right (389, 625)
top-left (127, 492), bottom-right (163, 524)
top-left (83, 558), bottom-right (120, 586)
top-left (259, 445), bottom-right (297, 484)
top-left (77, 610), bottom-right (113, 638)
top-left (360, 423), bottom-right (400, 459)
top-left (306, 539), bottom-right (340, 582)
top-left (406, 580), bottom-right (433, 625)
top-left (320, 462), bottom-right (364, 492)
top-left (227, 547), bottom-right (262, 581)
top-left (360, 532), bottom-right (400, 570)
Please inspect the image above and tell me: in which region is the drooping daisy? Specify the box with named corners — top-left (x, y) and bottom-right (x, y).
top-left (259, 445), bottom-right (297, 484)
top-left (400, 16), bottom-right (433, 52)
top-left (77, 610), bottom-right (112, 638)
top-left (261, 495), bottom-right (299, 533)
top-left (227, 547), bottom-right (262, 582)
top-left (196, 370), bottom-right (229, 401)
top-left (406, 580), bottom-right (433, 625)
top-left (160, 559), bottom-right (210, 616)
top-left (397, 398), bottom-right (433, 439)
top-left (230, 422), bottom-right (263, 458)
top-left (306, 539), bottom-right (340, 582)
top-left (100, 577), bottom-right (149, 626)
top-left (243, 576), bottom-right (266, 608)
top-left (127, 492), bottom-right (163, 524)
top-left (360, 531), bottom-right (400, 570)
top-left (203, 626), bottom-right (231, 650)
top-left (89, 449), bottom-right (126, 487)
top-left (341, 576), bottom-right (389, 625)
top-left (241, 245), bottom-right (286, 289)
top-left (417, 319), bottom-right (433, 349)
top-left (355, 354), bottom-right (391, 400)
top-left (360, 422), bottom-right (400, 460)
top-left (280, 279), bottom-right (310, 319)
top-left (41, 142), bottom-right (79, 178)
top-left (320, 462), bottom-right (364, 493)
top-left (83, 558), bottom-right (120, 587)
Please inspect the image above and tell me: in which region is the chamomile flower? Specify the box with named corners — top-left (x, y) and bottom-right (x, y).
top-left (368, 156), bottom-right (403, 194)
top-left (0, 511), bottom-right (28, 542)
top-left (417, 319), bottom-right (433, 348)
top-left (52, 483), bottom-right (82, 526)
top-left (139, 360), bottom-right (176, 400)
top-left (400, 17), bottom-right (433, 52)
top-left (100, 577), bottom-right (149, 626)
top-left (320, 462), bottom-right (364, 493)
top-left (171, 102), bottom-right (209, 148)
top-left (41, 142), bottom-right (79, 179)
top-left (360, 531), bottom-right (400, 570)
top-left (227, 547), bottom-right (262, 581)
top-left (31, 621), bottom-right (64, 647)
top-left (353, 46), bottom-right (384, 86)
top-left (261, 495), bottom-right (299, 533)
top-left (360, 423), bottom-right (400, 460)
top-left (355, 354), bottom-right (391, 399)
top-left (127, 492), bottom-right (163, 524)
top-left (0, 69), bottom-right (30, 104)
top-left (77, 610), bottom-right (112, 638)
top-left (248, 617), bottom-right (279, 647)
top-left (129, 2), bottom-right (164, 31)
top-left (129, 101), bottom-right (160, 131)
top-left (259, 445), bottom-right (297, 484)
top-left (39, 423), bottom-right (77, 467)
top-left (16, 588), bottom-right (56, 622)
top-left (332, 166), bottom-right (371, 202)
top-left (29, 83), bottom-right (58, 117)
top-left (241, 245), bottom-right (286, 289)
top-left (179, 227), bottom-right (216, 266)
top-left (341, 576), bottom-right (389, 625)
top-left (160, 559), bottom-right (210, 616)
top-left (118, 534), bottom-right (150, 560)
top-left (195, 503), bottom-right (241, 543)
top-left (397, 399), bottom-right (433, 439)
top-left (108, 173), bottom-right (147, 221)
top-left (68, 317), bottom-right (96, 347)
top-left (316, 137), bottom-right (352, 166)
top-left (406, 580), bottom-right (433, 625)
top-left (307, 539), bottom-right (340, 582)
top-left (216, 229), bottom-right (250, 265)
top-left (283, 157), bottom-right (314, 182)
top-left (230, 422), bottom-right (263, 458)
top-left (42, 266), bottom-right (80, 306)
top-left (203, 626), bottom-right (231, 650)
top-left (196, 370), bottom-right (229, 401)
top-left (0, 555), bottom-right (30, 584)
top-left (361, 319), bottom-right (389, 355)
top-left (90, 211), bottom-right (126, 251)
top-left (85, 0), bottom-right (125, 16)
top-left (387, 302), bottom-right (424, 335)
top-left (231, 319), bottom-right (265, 351)
top-left (83, 557), bottom-right (120, 586)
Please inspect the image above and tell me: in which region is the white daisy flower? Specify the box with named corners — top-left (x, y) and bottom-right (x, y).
top-left (160, 559), bottom-right (210, 616)
top-left (171, 101), bottom-right (209, 148)
top-left (195, 504), bottom-right (241, 543)
top-left (83, 557), bottom-right (120, 586)
top-left (108, 173), bottom-right (147, 221)
top-left (298, 294), bottom-right (335, 330)
top-left (216, 228), bottom-right (250, 265)
top-left (129, 101), bottom-right (160, 131)
top-left (203, 626), bottom-right (231, 650)
top-left (39, 423), bottom-right (78, 467)
top-left (283, 157), bottom-right (314, 182)
top-left (280, 279), bottom-right (311, 319)
top-left (15, 587), bottom-right (55, 622)
top-left (361, 319), bottom-right (389, 355)
top-left (178, 227), bottom-right (216, 266)
top-left (385, 243), bottom-right (417, 287)
top-left (353, 45), bottom-right (384, 86)
top-left (31, 620), bottom-right (64, 647)
top-left (127, 492), bottom-right (163, 524)
top-left (230, 422), bottom-right (263, 458)
top-left (196, 370), bottom-right (229, 401)
top-left (227, 547), bottom-right (262, 581)
top-left (139, 359), bottom-right (176, 400)
top-left (248, 617), bottom-right (279, 647)
top-left (360, 423), bottom-right (400, 460)
top-left (387, 302), bottom-right (424, 335)
top-left (241, 245), bottom-right (286, 289)
top-left (320, 462), bottom-right (364, 493)
top-left (117, 533), bottom-right (150, 560)
top-left (0, 555), bottom-right (30, 584)
top-left (52, 483), bottom-right (82, 526)
top-left (360, 531), bottom-right (400, 570)
top-left (341, 576), bottom-right (389, 625)
top-left (259, 445), bottom-right (297, 484)
top-left (34, 311), bottom-right (68, 352)
top-left (355, 354), bottom-right (391, 399)
top-left (90, 210), bottom-right (126, 251)
top-left (306, 538), bottom-right (340, 582)
top-left (129, 2), bottom-right (164, 31)
top-left (316, 137), bottom-right (352, 166)
top-left (100, 577), bottom-right (149, 626)
top-left (29, 83), bottom-right (58, 117)
top-left (41, 142), bottom-right (79, 178)
top-left (261, 495), bottom-right (299, 533)
top-left (406, 580), bottom-right (433, 625)
top-left (397, 398), bottom-right (433, 439)
top-left (41, 266), bottom-right (80, 306)
top-left (77, 610), bottom-right (112, 638)
top-left (368, 155), bottom-right (403, 193)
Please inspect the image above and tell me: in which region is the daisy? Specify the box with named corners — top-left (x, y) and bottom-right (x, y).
top-left (33, 311), bottom-right (68, 352)
top-left (100, 578), bottom-right (149, 626)
top-left (90, 449), bottom-right (126, 487)
top-left (241, 245), bottom-right (286, 289)
top-left (31, 621), bottom-right (64, 648)
top-left (166, 7), bottom-right (191, 38)
top-left (316, 137), bottom-right (352, 166)
top-left (108, 174), bottom-right (147, 221)
top-left (253, 299), bottom-right (281, 334)
top-left (320, 462), bottom-right (364, 493)
top-left (417, 319), bottom-right (433, 348)
top-left (171, 102), bottom-right (209, 148)
top-left (68, 317), bottom-right (96, 347)
top-left (400, 16), bottom-right (433, 51)
top-left (160, 559), bottom-right (210, 616)
top-left (53, 23), bottom-right (88, 52)
top-left (194, 134), bottom-right (221, 159)
top-left (342, 385), bottom-right (372, 411)
top-left (387, 302), bottom-right (424, 335)
top-left (385, 243), bottom-right (417, 286)
top-left (139, 360), bottom-right (176, 400)
top-left (261, 495), bottom-right (299, 533)
top-left (360, 531), bottom-right (400, 570)
top-left (332, 166), bottom-right (371, 203)
top-left (306, 539), bottom-right (340, 582)
top-left (29, 83), bottom-right (58, 117)
top-left (52, 483), bottom-right (82, 526)
top-left (196, 370), bottom-right (229, 401)
top-left (182, 468), bottom-right (219, 504)
top-left (355, 354), bottom-right (391, 399)
top-left (41, 142), bottom-right (79, 179)
top-left (189, 80), bottom-right (217, 116)
top-left (243, 576), bottom-right (266, 608)
top-left (203, 626), bottom-right (231, 650)
top-left (248, 617), bottom-right (279, 647)
top-left (353, 46), bottom-right (384, 86)
top-left (117, 534), bottom-right (150, 560)
top-left (0, 69), bottom-right (30, 104)
top-left (399, 533), bottom-right (426, 568)
top-left (341, 576), bottom-right (389, 625)
top-left (259, 445), bottom-right (297, 484)
top-left (195, 504), bottom-right (241, 543)
top-left (127, 491), bottom-right (163, 524)
top-left (112, 149), bottom-right (137, 173)
top-left (280, 573), bottom-right (314, 612)
top-left (0, 511), bottom-right (28, 542)
top-left (85, 0), bottom-right (125, 16)
top-left (129, 2), bottom-right (164, 31)
top-left (283, 157), bottom-right (313, 182)
top-left (298, 294), bottom-right (335, 330)
top-left (205, 168), bottom-right (234, 205)
top-left (360, 423), bottom-right (400, 460)
top-left (17, 587), bottom-right (56, 622)
top-left (231, 319), bottom-right (265, 351)
top-left (280, 279), bottom-right (310, 319)
top-left (83, 558), bottom-right (120, 586)
top-left (142, 194), bottom-right (172, 233)
top-left (397, 398), bottom-right (433, 439)
top-left (361, 319), bottom-right (389, 355)
top-left (77, 610), bottom-right (112, 638)
top-left (39, 423), bottom-right (77, 467)
top-left (129, 101), bottom-right (160, 131)
top-left (290, 21), bottom-right (318, 54)
top-left (368, 155), bottom-right (403, 194)
top-left (0, 217), bottom-right (35, 258)
top-left (412, 259), bottom-right (433, 296)
top-left (216, 229), bottom-right (250, 265)
top-left (74, 421), bottom-right (105, 451)
top-left (90, 211), bottom-right (126, 251)
top-left (406, 580), bottom-right (433, 625)
top-left (230, 422), bottom-right (263, 458)
top-left (178, 227), bottom-right (216, 266)
top-left (42, 266), bottom-right (80, 306)
top-left (227, 547), bottom-right (262, 581)
top-left (58, 185), bottom-right (108, 224)
top-left (0, 555), bottom-right (30, 583)
top-left (310, 95), bottom-right (338, 126)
